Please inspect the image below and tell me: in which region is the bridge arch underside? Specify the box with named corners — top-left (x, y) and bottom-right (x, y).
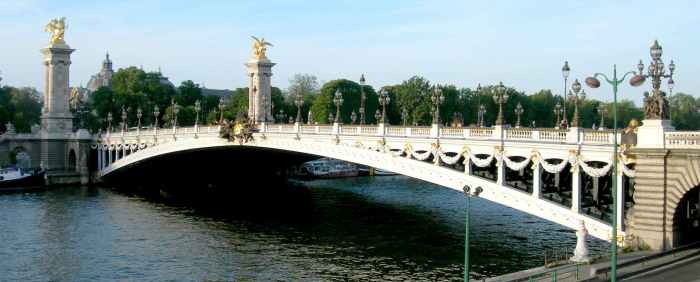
top-left (673, 186), bottom-right (700, 246)
top-left (101, 136), bottom-right (614, 241)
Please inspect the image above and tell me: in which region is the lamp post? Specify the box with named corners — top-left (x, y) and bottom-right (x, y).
top-left (493, 82), bottom-right (509, 125)
top-left (276, 109), bottom-right (285, 123)
top-left (333, 90), bottom-right (344, 124)
top-left (514, 102), bottom-right (524, 128)
top-left (378, 88), bottom-right (391, 124)
top-left (171, 100), bottom-right (179, 130)
top-left (478, 105), bottom-right (486, 128)
top-left (554, 102), bottom-right (562, 129)
top-left (374, 109), bottom-right (381, 125)
top-left (431, 86), bottom-right (445, 125)
top-left (107, 112), bottom-right (113, 134)
top-left (475, 84), bottom-right (482, 126)
top-left (568, 79), bottom-right (586, 127)
top-left (359, 74), bottom-right (366, 125)
top-left (194, 100), bottom-right (201, 128)
top-left (218, 98), bottom-right (225, 124)
top-left (328, 112), bottom-right (334, 124)
top-left (295, 89), bottom-right (304, 123)
top-left (633, 40), bottom-right (676, 120)
top-left (401, 107), bottom-right (409, 126)
top-left (350, 111), bottom-right (357, 125)
top-left (561, 61), bottom-right (571, 128)
top-left (462, 185), bottom-right (483, 282)
top-left (136, 107), bottom-right (142, 132)
top-left (598, 105), bottom-right (608, 130)
top-left (585, 65), bottom-right (637, 282)
top-left (153, 105), bottom-right (160, 134)
top-left (121, 106), bottom-right (127, 133)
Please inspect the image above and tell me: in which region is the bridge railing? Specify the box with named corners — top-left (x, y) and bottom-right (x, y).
top-left (666, 131), bottom-right (700, 148)
top-left (101, 123), bottom-right (628, 146)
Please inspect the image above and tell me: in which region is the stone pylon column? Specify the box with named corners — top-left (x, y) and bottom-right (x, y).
top-left (40, 40), bottom-right (75, 171)
top-left (246, 58), bottom-right (275, 124)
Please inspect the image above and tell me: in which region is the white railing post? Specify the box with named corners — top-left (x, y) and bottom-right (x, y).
top-left (616, 169), bottom-right (625, 231)
top-left (571, 168), bottom-right (581, 213)
top-left (332, 122), bottom-right (340, 135)
top-left (294, 122), bottom-right (301, 133)
top-left (533, 129), bottom-right (541, 141)
top-left (568, 127), bottom-right (581, 144)
top-left (532, 162), bottom-right (542, 198)
top-left (406, 127), bottom-right (412, 137)
top-left (377, 123), bottom-right (386, 136)
top-left (463, 127), bottom-right (469, 139)
top-left (430, 124), bottom-right (440, 138)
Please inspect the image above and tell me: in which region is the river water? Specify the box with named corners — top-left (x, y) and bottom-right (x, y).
top-left (0, 176), bottom-right (607, 281)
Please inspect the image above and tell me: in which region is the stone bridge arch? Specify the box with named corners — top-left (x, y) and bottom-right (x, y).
top-left (99, 135), bottom-right (615, 241)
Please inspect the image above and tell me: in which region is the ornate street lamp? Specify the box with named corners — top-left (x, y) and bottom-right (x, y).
top-left (630, 40), bottom-right (676, 120)
top-left (514, 102), bottom-right (524, 128)
top-left (136, 107), bottom-right (142, 131)
top-left (585, 65), bottom-right (637, 282)
top-left (378, 88), bottom-right (391, 124)
top-left (598, 104), bottom-right (608, 129)
top-left (359, 74), bottom-right (366, 125)
top-left (107, 112), bottom-right (113, 133)
top-left (554, 102), bottom-right (563, 128)
top-left (328, 112), bottom-right (334, 124)
top-left (568, 79), bottom-right (586, 127)
top-left (493, 82), bottom-right (509, 125)
top-left (401, 107), bottom-right (409, 126)
top-left (194, 100), bottom-right (201, 127)
top-left (374, 109), bottom-right (381, 125)
top-left (307, 110), bottom-right (313, 125)
top-left (171, 100), bottom-right (179, 130)
top-left (561, 61), bottom-right (571, 128)
top-left (333, 89), bottom-right (344, 124)
top-left (218, 98), bottom-right (225, 124)
top-left (295, 89), bottom-right (304, 123)
top-left (475, 84), bottom-right (482, 125)
top-left (431, 86), bottom-right (445, 125)
top-left (350, 111), bottom-right (357, 124)
top-left (121, 106), bottom-right (128, 133)
top-left (153, 105), bottom-right (160, 129)
top-left (478, 105), bottom-right (486, 128)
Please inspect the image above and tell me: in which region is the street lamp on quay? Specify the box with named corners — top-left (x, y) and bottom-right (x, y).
top-left (153, 105), bottom-right (160, 132)
top-left (598, 105), bottom-right (608, 129)
top-left (514, 102), bottom-right (524, 128)
top-left (493, 82), bottom-right (509, 125)
top-left (328, 112), bottom-right (334, 124)
top-left (585, 65), bottom-right (638, 282)
top-left (194, 100), bottom-right (201, 128)
top-left (554, 102), bottom-right (563, 129)
top-left (568, 79), bottom-right (586, 128)
top-left (350, 111), bottom-right (357, 125)
top-left (401, 108), bottom-right (409, 126)
top-left (295, 89), bottom-right (304, 123)
top-left (475, 84), bottom-right (482, 126)
top-left (478, 105), bottom-right (486, 128)
top-left (462, 185), bottom-right (483, 282)
top-left (218, 98), bottom-right (225, 124)
top-left (431, 86), bottom-right (445, 125)
top-left (359, 74), bottom-right (366, 125)
top-left (107, 112), bottom-right (113, 134)
top-left (378, 88), bottom-right (391, 124)
top-left (333, 90), bottom-right (344, 124)
top-left (121, 106), bottom-right (128, 133)
top-left (374, 109), bottom-right (381, 125)
top-left (136, 107), bottom-right (142, 132)
top-left (171, 100), bottom-right (180, 130)
top-left (561, 61), bottom-right (571, 128)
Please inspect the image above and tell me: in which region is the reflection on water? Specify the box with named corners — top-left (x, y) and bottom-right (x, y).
top-left (0, 176), bottom-right (606, 281)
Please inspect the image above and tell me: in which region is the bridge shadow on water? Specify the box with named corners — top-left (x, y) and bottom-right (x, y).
top-left (102, 147), bottom-right (608, 280)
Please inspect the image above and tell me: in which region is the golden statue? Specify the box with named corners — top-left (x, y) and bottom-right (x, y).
top-left (251, 36), bottom-right (273, 60)
top-left (45, 17), bottom-right (67, 45)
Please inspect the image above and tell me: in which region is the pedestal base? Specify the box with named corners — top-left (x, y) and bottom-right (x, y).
top-left (637, 119), bottom-right (674, 148)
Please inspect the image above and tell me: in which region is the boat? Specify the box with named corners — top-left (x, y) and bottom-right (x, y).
top-left (358, 166), bottom-right (398, 176)
top-left (301, 158), bottom-right (359, 178)
top-left (0, 166), bottom-right (46, 191)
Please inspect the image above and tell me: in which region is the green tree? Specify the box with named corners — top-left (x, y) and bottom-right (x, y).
top-left (311, 79), bottom-right (377, 124)
top-left (670, 93), bottom-right (700, 130)
top-left (176, 80), bottom-right (203, 106)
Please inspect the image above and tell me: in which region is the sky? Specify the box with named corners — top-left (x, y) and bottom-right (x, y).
top-left (0, 0), bottom-right (698, 106)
